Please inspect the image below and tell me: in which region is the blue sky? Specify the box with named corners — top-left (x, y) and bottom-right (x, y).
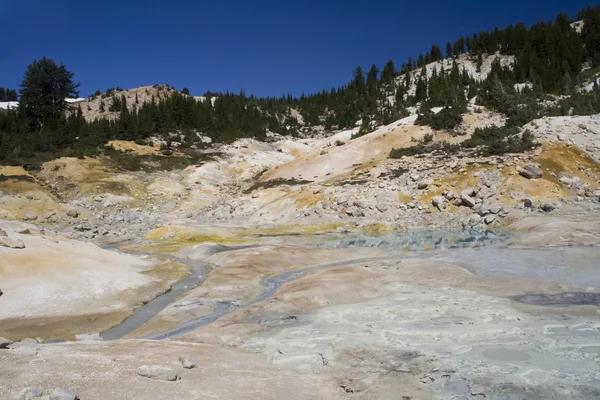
top-left (1, 0), bottom-right (597, 97)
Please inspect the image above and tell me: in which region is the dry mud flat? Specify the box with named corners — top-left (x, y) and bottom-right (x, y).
top-left (2, 215), bottom-right (600, 399)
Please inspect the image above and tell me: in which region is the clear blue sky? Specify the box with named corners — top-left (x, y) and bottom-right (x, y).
top-left (1, 0), bottom-right (597, 98)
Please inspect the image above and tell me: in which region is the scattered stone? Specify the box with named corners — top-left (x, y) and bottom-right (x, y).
top-left (444, 191), bottom-right (455, 200)
top-left (0, 336), bottom-right (13, 349)
top-left (0, 228), bottom-right (6, 236)
top-left (465, 214), bottom-right (482, 228)
top-left (519, 165), bottom-right (543, 179)
top-left (376, 204), bottom-right (388, 213)
top-left (524, 199), bottom-right (534, 209)
top-left (22, 212), bottom-right (38, 221)
top-left (489, 204), bottom-right (502, 214)
top-left (137, 365), bottom-right (180, 381)
top-left (179, 356), bottom-right (196, 369)
top-left (14, 227), bottom-right (31, 234)
top-left (417, 178), bottom-right (433, 190)
top-left (66, 209), bottom-right (79, 218)
top-left (0, 237), bottom-right (25, 249)
top-left (432, 196), bottom-right (447, 211)
top-left (540, 203), bottom-right (556, 212)
top-left (452, 198), bottom-right (463, 207)
top-left (48, 388), bottom-right (79, 400)
top-left (18, 387), bottom-right (44, 400)
top-left (484, 214), bottom-right (497, 224)
top-left (460, 190), bottom-right (476, 208)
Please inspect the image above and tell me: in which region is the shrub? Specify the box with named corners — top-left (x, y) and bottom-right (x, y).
top-left (390, 141), bottom-right (460, 158)
top-left (416, 107), bottom-right (463, 130)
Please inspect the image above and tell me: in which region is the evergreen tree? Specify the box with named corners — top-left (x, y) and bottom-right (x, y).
top-left (19, 57), bottom-right (80, 129)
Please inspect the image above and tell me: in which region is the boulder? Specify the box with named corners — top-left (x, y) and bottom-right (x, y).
top-left (524, 199), bottom-right (534, 209)
top-left (179, 356), bottom-right (196, 369)
top-left (18, 387), bottom-right (44, 400)
top-left (137, 365), bottom-right (180, 381)
top-left (375, 203), bottom-right (388, 213)
top-left (431, 196), bottom-right (447, 211)
top-left (489, 204), bottom-right (502, 214)
top-left (14, 227), bottom-right (31, 234)
top-left (22, 212), bottom-right (38, 221)
top-left (460, 190), bottom-right (476, 208)
top-left (484, 214), bottom-right (497, 224)
top-left (467, 214), bottom-right (482, 228)
top-left (417, 178), bottom-right (433, 190)
top-left (0, 228), bottom-right (7, 237)
top-left (444, 191), bottom-right (455, 200)
top-left (48, 388), bottom-right (79, 400)
top-left (66, 209), bottom-right (79, 218)
top-left (20, 338), bottom-right (39, 346)
top-left (0, 336), bottom-right (13, 349)
top-left (0, 237), bottom-right (25, 249)
top-left (540, 203), bottom-right (556, 212)
top-left (452, 198), bottom-right (463, 207)
top-left (519, 165), bottom-right (543, 179)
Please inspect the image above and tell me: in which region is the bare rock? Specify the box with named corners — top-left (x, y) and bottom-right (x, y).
top-left (0, 237), bottom-right (25, 249)
top-left (0, 336), bottom-right (13, 348)
top-left (66, 209), bottom-right (79, 218)
top-left (14, 227), bottom-right (31, 234)
top-left (137, 365), bottom-right (180, 381)
top-left (519, 165), bottom-right (543, 179)
top-left (20, 338), bottom-right (39, 346)
top-left (452, 198), bottom-right (463, 207)
top-left (0, 228), bottom-right (6, 236)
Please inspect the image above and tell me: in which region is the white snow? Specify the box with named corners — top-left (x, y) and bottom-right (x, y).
top-left (65, 98), bottom-right (86, 103)
top-left (0, 101), bottom-right (18, 110)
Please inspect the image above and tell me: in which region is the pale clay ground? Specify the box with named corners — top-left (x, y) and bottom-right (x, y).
top-left (0, 104), bottom-right (600, 398)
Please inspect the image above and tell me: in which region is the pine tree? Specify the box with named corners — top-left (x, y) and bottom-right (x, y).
top-left (19, 57), bottom-right (80, 129)
top-left (476, 54), bottom-right (483, 73)
top-left (446, 42), bottom-right (453, 58)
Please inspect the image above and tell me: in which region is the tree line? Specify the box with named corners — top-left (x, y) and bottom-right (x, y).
top-left (2, 4), bottom-right (600, 163)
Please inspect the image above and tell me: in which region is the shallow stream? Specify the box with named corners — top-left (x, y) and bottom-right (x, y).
top-left (101, 229), bottom-right (600, 340)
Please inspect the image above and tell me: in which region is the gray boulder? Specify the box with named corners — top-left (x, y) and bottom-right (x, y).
top-left (484, 214), bottom-right (497, 224)
top-left (137, 365), bottom-right (180, 381)
top-left (66, 209), bottom-right (79, 218)
top-left (18, 387), bottom-right (44, 400)
top-left (432, 196), bottom-right (447, 211)
top-left (540, 203), bottom-right (556, 212)
top-left (179, 356), bottom-right (196, 369)
top-left (460, 189), bottom-right (476, 208)
top-left (0, 228), bottom-right (7, 237)
top-left (22, 212), bottom-right (38, 221)
top-left (20, 338), bottom-right (39, 346)
top-left (49, 388), bottom-right (79, 400)
top-left (14, 227), bottom-right (30, 234)
top-left (519, 165), bottom-right (543, 179)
